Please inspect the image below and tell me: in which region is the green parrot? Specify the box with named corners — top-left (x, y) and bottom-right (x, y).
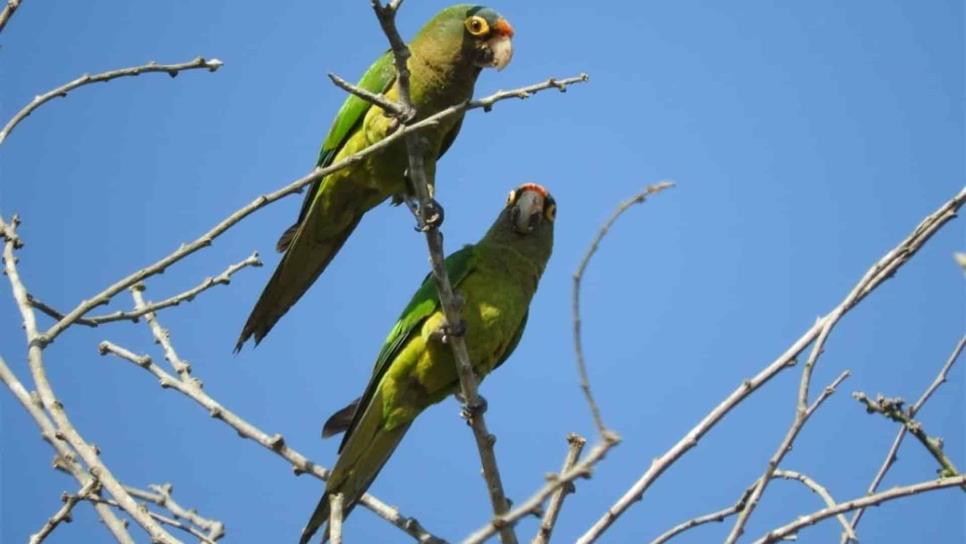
top-left (235, 5), bottom-right (515, 351)
top-left (300, 183), bottom-right (556, 543)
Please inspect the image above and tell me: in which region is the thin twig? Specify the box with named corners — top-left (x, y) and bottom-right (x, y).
top-left (0, 355), bottom-right (135, 544)
top-left (463, 437), bottom-right (617, 544)
top-left (329, 493), bottom-right (345, 544)
top-left (773, 470), bottom-right (856, 541)
top-left (1, 215), bottom-right (181, 544)
top-left (29, 253), bottom-right (261, 327)
top-left (532, 434), bottom-right (587, 544)
top-left (132, 286), bottom-right (196, 382)
top-left (843, 334), bottom-right (966, 541)
top-left (648, 486), bottom-right (755, 544)
top-left (39, 73), bottom-right (587, 345)
top-left (724, 369), bottom-right (851, 543)
top-left (753, 475), bottom-right (966, 543)
top-left (99, 335), bottom-right (443, 544)
top-left (573, 182), bottom-right (674, 435)
top-left (0, 57), bottom-right (223, 145)
top-left (576, 185), bottom-right (966, 544)
top-left (125, 484), bottom-right (226, 541)
top-left (0, 0), bottom-right (23, 34)
top-left (371, 1), bottom-right (516, 542)
top-left (29, 479), bottom-right (101, 544)
top-left (85, 495), bottom-right (217, 544)
top-left (853, 393), bottom-right (961, 478)
top-left (327, 72), bottom-right (408, 118)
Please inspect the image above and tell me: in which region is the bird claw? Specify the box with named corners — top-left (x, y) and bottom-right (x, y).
top-left (460, 394), bottom-right (488, 420)
top-left (429, 320), bottom-right (466, 344)
top-left (414, 198), bottom-right (444, 231)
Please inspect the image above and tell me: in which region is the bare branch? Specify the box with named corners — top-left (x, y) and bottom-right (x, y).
top-left (724, 371), bottom-right (851, 543)
top-left (844, 334), bottom-right (966, 541)
top-left (1, 215), bottom-right (181, 544)
top-left (39, 73), bottom-right (587, 345)
top-left (754, 475), bottom-right (966, 543)
top-left (98, 336), bottom-right (442, 544)
top-left (573, 182), bottom-right (674, 435)
top-left (576, 185), bottom-right (966, 544)
top-left (0, 355), bottom-right (135, 544)
top-left (0, 0), bottom-right (23, 34)
top-left (329, 493), bottom-right (345, 544)
top-left (533, 434), bottom-right (587, 544)
top-left (853, 393), bottom-right (961, 479)
top-left (369, 2), bottom-right (517, 541)
top-left (125, 484), bottom-right (225, 541)
top-left (85, 495), bottom-right (218, 544)
top-left (463, 436), bottom-right (618, 544)
top-left (0, 57), bottom-right (223, 145)
top-left (30, 253), bottom-right (261, 327)
top-left (29, 479), bottom-right (101, 544)
top-left (773, 470), bottom-right (856, 541)
top-left (648, 486), bottom-right (754, 544)
top-left (132, 286), bottom-right (196, 382)
top-left (328, 72), bottom-right (408, 118)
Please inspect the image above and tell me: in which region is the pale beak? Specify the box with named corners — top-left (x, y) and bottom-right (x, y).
top-left (486, 34), bottom-right (513, 71)
top-left (512, 191), bottom-right (544, 233)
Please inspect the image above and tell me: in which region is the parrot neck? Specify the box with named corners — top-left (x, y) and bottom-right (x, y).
top-left (408, 44), bottom-right (481, 110)
top-left (477, 227), bottom-right (553, 289)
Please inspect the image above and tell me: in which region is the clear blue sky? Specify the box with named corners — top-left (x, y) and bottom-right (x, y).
top-left (1, 1), bottom-right (963, 543)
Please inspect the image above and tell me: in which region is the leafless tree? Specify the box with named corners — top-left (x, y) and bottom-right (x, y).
top-left (1, 2), bottom-right (962, 543)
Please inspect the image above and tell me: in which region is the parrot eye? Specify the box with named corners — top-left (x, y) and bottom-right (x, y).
top-left (544, 200), bottom-right (557, 222)
top-left (465, 15), bottom-right (490, 37)
top-left (506, 188), bottom-right (518, 206)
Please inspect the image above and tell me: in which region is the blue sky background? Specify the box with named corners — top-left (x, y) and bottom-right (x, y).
top-left (1, 1), bottom-right (963, 542)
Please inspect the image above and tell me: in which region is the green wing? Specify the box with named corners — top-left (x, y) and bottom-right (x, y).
top-left (317, 51), bottom-right (395, 167)
top-left (292, 51), bottom-right (396, 230)
top-left (337, 245), bottom-right (478, 452)
top-left (493, 310), bottom-right (528, 372)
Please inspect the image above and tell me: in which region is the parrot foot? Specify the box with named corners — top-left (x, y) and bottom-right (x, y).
top-left (429, 319), bottom-right (466, 344)
top-left (458, 394), bottom-right (488, 420)
top-left (415, 198), bottom-right (445, 231)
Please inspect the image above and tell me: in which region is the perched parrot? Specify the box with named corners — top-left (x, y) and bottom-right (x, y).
top-left (299, 183), bottom-right (557, 543)
top-left (235, 4), bottom-right (515, 351)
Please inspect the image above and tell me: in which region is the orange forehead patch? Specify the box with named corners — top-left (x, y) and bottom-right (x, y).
top-left (494, 18), bottom-right (514, 38)
top-left (516, 182), bottom-right (548, 198)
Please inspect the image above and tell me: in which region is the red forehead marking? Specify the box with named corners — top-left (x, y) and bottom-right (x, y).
top-left (516, 183), bottom-right (548, 198)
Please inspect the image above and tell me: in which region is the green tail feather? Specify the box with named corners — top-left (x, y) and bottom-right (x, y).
top-left (300, 390), bottom-right (411, 543)
top-left (235, 215), bottom-right (363, 351)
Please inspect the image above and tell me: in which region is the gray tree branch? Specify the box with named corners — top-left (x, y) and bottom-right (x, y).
top-left (754, 475), bottom-right (966, 543)
top-left (576, 185), bottom-right (966, 544)
top-left (723, 371), bottom-right (851, 543)
top-left (0, 0), bottom-right (23, 34)
top-left (532, 433), bottom-right (586, 544)
top-left (843, 334), bottom-right (966, 541)
top-left (0, 355), bottom-right (135, 544)
top-left (29, 476), bottom-right (100, 544)
top-left (99, 311), bottom-right (442, 544)
top-left (1, 216), bottom-right (182, 544)
top-left (573, 182), bottom-right (674, 436)
top-left (0, 57), bottom-right (223, 145)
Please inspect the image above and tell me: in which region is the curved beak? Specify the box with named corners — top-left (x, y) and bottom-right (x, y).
top-left (511, 190), bottom-right (545, 234)
top-left (486, 18), bottom-right (514, 70)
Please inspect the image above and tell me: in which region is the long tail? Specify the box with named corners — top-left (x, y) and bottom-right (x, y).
top-left (235, 214), bottom-right (363, 351)
top-left (300, 391), bottom-right (411, 543)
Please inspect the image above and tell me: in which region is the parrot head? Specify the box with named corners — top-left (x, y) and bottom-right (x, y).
top-left (463, 6), bottom-right (514, 70)
top-left (506, 183), bottom-right (556, 234)
top-left (487, 182), bottom-right (555, 274)
top-left (419, 5), bottom-right (515, 71)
